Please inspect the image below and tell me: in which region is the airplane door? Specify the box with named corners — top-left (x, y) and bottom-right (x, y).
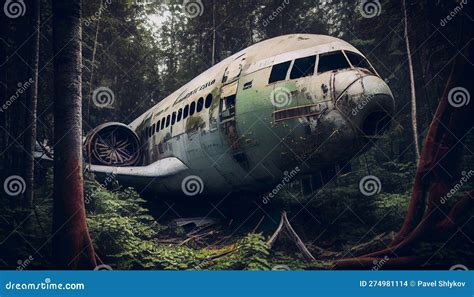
top-left (218, 54), bottom-right (251, 171)
top-left (219, 53), bottom-right (245, 135)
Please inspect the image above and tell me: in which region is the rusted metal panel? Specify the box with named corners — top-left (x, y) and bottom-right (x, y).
top-left (85, 34), bottom-right (395, 196)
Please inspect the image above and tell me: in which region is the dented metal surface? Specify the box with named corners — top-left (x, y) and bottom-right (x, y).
top-left (86, 34), bottom-right (395, 196)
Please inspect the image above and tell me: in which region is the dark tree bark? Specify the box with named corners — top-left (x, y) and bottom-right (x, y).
top-left (0, 8), bottom-right (7, 183)
top-left (51, 0), bottom-right (97, 269)
top-left (23, 0), bottom-right (40, 209)
top-left (334, 40), bottom-right (474, 269)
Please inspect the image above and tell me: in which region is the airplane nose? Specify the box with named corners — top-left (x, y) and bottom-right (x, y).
top-left (335, 75), bottom-right (395, 138)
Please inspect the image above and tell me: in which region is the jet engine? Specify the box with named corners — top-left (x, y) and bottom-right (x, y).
top-left (84, 122), bottom-right (141, 166)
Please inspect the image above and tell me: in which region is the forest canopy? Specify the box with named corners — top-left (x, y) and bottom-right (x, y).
top-left (0, 0), bottom-right (472, 270)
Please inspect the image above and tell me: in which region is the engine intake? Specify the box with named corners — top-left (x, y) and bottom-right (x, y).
top-left (85, 122), bottom-right (141, 166)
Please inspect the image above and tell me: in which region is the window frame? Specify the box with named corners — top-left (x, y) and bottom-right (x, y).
top-left (289, 55), bottom-right (317, 80)
top-left (189, 101), bottom-right (196, 116)
top-left (161, 117), bottom-right (165, 130)
top-left (183, 105), bottom-right (189, 119)
top-left (171, 112), bottom-right (176, 125)
top-left (343, 50), bottom-right (377, 75)
top-left (316, 50), bottom-right (352, 74)
top-left (268, 60), bottom-right (292, 85)
top-left (205, 94), bottom-right (213, 108)
top-left (197, 97), bottom-right (204, 112)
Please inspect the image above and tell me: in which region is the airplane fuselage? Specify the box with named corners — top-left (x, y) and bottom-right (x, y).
top-left (89, 34), bottom-right (395, 197)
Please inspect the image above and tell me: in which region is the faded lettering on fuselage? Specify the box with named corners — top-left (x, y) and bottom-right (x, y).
top-left (174, 79), bottom-right (216, 105)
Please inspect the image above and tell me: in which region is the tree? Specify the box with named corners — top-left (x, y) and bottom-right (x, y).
top-left (51, 0), bottom-right (97, 269)
top-left (23, 0), bottom-right (41, 209)
top-left (402, 0), bottom-right (420, 161)
top-left (334, 39), bottom-right (474, 269)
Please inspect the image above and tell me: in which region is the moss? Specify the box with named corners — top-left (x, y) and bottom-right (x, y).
top-left (185, 115), bottom-right (205, 133)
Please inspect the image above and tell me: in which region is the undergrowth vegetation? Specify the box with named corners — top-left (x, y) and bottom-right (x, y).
top-left (4, 152), bottom-right (470, 270)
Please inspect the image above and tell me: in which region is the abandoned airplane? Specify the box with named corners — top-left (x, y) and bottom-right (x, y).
top-left (84, 34), bottom-right (395, 197)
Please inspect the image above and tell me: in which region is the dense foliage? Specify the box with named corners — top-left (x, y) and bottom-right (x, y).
top-left (1, 0), bottom-right (472, 269)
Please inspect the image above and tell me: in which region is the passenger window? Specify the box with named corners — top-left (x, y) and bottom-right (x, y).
top-left (190, 101), bottom-right (196, 116)
top-left (166, 115), bottom-right (170, 127)
top-left (152, 124), bottom-right (155, 135)
top-left (268, 61), bottom-right (291, 84)
top-left (290, 56), bottom-right (316, 79)
top-left (205, 94), bottom-right (213, 108)
top-left (345, 51), bottom-right (374, 73)
top-left (197, 97), bottom-right (204, 112)
top-left (171, 112), bottom-right (176, 125)
top-left (318, 51), bottom-right (350, 73)
top-left (156, 121), bottom-right (160, 132)
top-left (183, 105), bottom-right (189, 119)
top-left (161, 117), bottom-right (165, 129)
top-left (177, 108), bottom-right (182, 122)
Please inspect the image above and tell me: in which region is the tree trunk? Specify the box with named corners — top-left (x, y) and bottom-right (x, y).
top-left (334, 39), bottom-right (474, 269)
top-left (211, 0), bottom-right (216, 65)
top-left (388, 39), bottom-right (474, 248)
top-left (23, 0), bottom-right (40, 209)
top-left (51, 0), bottom-right (97, 269)
top-left (86, 0), bottom-right (102, 124)
top-left (0, 8), bottom-right (7, 185)
top-left (402, 0), bottom-right (420, 161)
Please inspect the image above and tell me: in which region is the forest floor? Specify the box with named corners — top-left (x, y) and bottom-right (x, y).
top-left (1, 164), bottom-right (472, 270)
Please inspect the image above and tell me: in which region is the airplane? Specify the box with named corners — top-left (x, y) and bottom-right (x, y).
top-left (84, 34), bottom-right (395, 198)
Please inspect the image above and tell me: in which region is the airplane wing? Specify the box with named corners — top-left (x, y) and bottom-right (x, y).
top-left (34, 140), bottom-right (189, 178)
top-left (86, 157), bottom-right (188, 178)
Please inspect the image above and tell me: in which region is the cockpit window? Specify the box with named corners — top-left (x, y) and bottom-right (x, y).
top-left (317, 51), bottom-right (350, 73)
top-left (269, 61), bottom-right (291, 84)
top-left (290, 55), bottom-right (316, 79)
top-left (345, 51), bottom-right (374, 73)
